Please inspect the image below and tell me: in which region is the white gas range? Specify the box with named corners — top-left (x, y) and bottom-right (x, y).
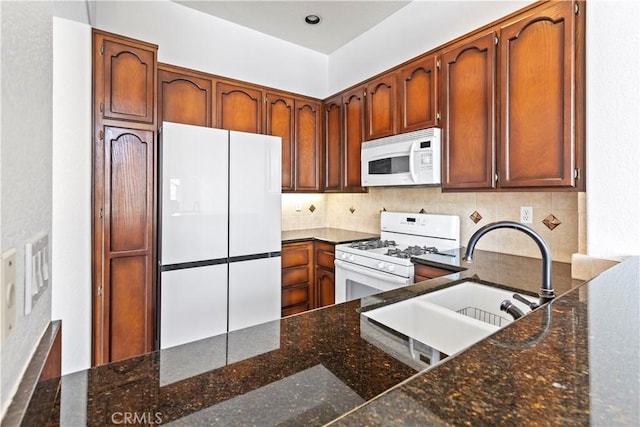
top-left (335, 212), bottom-right (461, 303)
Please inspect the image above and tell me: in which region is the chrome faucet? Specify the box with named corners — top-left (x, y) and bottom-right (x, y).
top-left (463, 221), bottom-right (555, 318)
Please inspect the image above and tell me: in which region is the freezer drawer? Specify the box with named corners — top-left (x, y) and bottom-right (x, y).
top-left (160, 264), bottom-right (228, 349)
top-left (228, 257), bottom-right (281, 332)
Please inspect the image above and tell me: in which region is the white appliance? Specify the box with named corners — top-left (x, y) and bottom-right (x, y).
top-left (361, 128), bottom-right (442, 187)
top-left (335, 212), bottom-right (460, 303)
top-left (159, 122), bottom-right (282, 349)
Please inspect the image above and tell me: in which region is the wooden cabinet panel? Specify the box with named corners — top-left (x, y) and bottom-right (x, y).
top-left (342, 88), bottom-right (366, 192)
top-left (98, 126), bottom-right (155, 364)
top-left (106, 130), bottom-right (152, 252)
top-left (315, 242), bottom-right (335, 270)
top-left (399, 54), bottom-right (439, 133)
top-left (282, 266), bottom-right (310, 286)
top-left (499, 1), bottom-right (576, 188)
top-left (158, 66), bottom-right (213, 127)
top-left (108, 256), bottom-right (152, 362)
top-left (316, 268), bottom-right (335, 308)
top-left (441, 31), bottom-right (497, 190)
top-left (323, 89), bottom-right (366, 193)
top-left (315, 241), bottom-right (336, 308)
top-left (281, 241), bottom-right (314, 316)
top-left (365, 73), bottom-right (397, 140)
top-left (266, 93), bottom-right (296, 191)
top-left (282, 245), bottom-right (311, 268)
top-left (216, 82), bottom-right (263, 133)
top-left (282, 285), bottom-right (310, 308)
top-left (101, 38), bottom-right (156, 124)
top-left (413, 264), bottom-right (453, 283)
top-left (294, 100), bottom-right (322, 191)
top-left (323, 95), bottom-right (342, 191)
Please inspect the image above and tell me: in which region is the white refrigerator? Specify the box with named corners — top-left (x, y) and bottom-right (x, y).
top-left (159, 122), bottom-right (281, 349)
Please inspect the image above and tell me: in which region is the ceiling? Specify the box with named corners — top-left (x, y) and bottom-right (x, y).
top-left (173, 1), bottom-right (411, 54)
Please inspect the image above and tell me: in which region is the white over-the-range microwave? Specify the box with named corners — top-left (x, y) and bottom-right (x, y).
top-left (361, 127), bottom-right (441, 187)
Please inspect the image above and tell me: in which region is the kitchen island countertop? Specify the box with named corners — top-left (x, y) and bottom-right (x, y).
top-left (19, 252), bottom-right (639, 426)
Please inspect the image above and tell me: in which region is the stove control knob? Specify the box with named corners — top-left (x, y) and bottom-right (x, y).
top-left (348, 254), bottom-right (355, 262)
top-left (388, 265), bottom-right (395, 272)
top-left (340, 253), bottom-right (348, 260)
top-left (377, 262), bottom-right (385, 269)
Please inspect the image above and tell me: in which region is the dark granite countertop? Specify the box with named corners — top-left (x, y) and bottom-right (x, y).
top-left (25, 252), bottom-right (639, 426)
top-left (281, 227), bottom-right (379, 245)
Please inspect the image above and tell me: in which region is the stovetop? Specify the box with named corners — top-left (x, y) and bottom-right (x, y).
top-left (348, 240), bottom-right (455, 259)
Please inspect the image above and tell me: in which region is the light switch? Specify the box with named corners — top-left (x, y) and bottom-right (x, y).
top-left (1, 248), bottom-right (17, 347)
top-left (24, 232), bottom-right (49, 315)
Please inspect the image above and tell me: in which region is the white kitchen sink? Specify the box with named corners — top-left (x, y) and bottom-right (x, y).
top-left (362, 281), bottom-right (537, 357)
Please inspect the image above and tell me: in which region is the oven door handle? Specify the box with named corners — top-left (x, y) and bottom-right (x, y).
top-left (335, 260), bottom-right (411, 285)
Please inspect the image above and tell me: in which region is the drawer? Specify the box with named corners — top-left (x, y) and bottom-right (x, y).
top-left (413, 264), bottom-right (453, 283)
top-left (315, 242), bottom-right (335, 270)
top-left (282, 266), bottom-right (310, 286)
top-left (282, 303), bottom-right (310, 317)
top-left (282, 243), bottom-right (312, 268)
top-left (282, 284), bottom-right (310, 308)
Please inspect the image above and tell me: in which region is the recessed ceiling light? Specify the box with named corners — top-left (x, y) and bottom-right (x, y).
top-left (305, 14), bottom-right (321, 25)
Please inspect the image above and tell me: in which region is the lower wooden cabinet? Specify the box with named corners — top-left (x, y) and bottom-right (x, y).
top-left (281, 240), bottom-right (336, 316)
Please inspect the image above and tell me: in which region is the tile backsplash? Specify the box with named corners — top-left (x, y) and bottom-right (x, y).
top-left (282, 188), bottom-right (586, 263)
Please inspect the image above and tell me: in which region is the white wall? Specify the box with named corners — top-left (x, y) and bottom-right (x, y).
top-left (328, 0), bottom-right (532, 94)
top-left (586, 0), bottom-right (640, 259)
top-left (94, 0), bottom-right (328, 98)
top-left (52, 17), bottom-right (92, 375)
top-left (0, 0), bottom-right (54, 417)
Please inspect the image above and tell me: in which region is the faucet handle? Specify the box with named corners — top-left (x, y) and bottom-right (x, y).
top-left (513, 293), bottom-right (539, 311)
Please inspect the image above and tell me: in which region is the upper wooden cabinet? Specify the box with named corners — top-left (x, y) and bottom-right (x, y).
top-left (158, 64), bottom-right (213, 127)
top-left (98, 35), bottom-right (156, 124)
top-left (399, 54), bottom-right (439, 133)
top-left (441, 0), bottom-right (584, 191)
top-left (216, 81), bottom-right (263, 133)
top-left (266, 92), bottom-right (296, 191)
top-left (441, 31), bottom-right (497, 190)
top-left (294, 99), bottom-right (322, 192)
top-left (342, 88), bottom-right (366, 192)
top-left (322, 89), bottom-right (366, 193)
top-left (499, 0), bottom-right (578, 188)
top-left (365, 74), bottom-right (398, 140)
top-left (323, 95), bottom-right (343, 192)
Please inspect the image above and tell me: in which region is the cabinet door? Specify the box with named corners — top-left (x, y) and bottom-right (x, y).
top-left (323, 95), bottom-right (343, 191)
top-left (343, 88), bottom-right (366, 192)
top-left (100, 37), bottom-right (156, 124)
top-left (399, 54), bottom-right (439, 133)
top-left (365, 73), bottom-right (397, 140)
top-left (266, 93), bottom-right (295, 191)
top-left (441, 31), bottom-right (497, 190)
top-left (294, 99), bottom-right (322, 191)
top-left (158, 66), bottom-right (213, 127)
top-left (316, 268), bottom-right (335, 308)
top-left (216, 82), bottom-right (263, 133)
top-left (315, 241), bottom-right (335, 308)
top-left (98, 126), bottom-right (155, 363)
top-left (499, 1), bottom-right (576, 188)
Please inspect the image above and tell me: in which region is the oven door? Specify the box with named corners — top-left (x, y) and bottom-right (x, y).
top-left (335, 259), bottom-right (411, 304)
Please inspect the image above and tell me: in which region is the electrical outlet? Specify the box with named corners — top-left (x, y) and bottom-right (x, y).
top-left (2, 249), bottom-right (18, 347)
top-left (520, 206), bottom-right (533, 224)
